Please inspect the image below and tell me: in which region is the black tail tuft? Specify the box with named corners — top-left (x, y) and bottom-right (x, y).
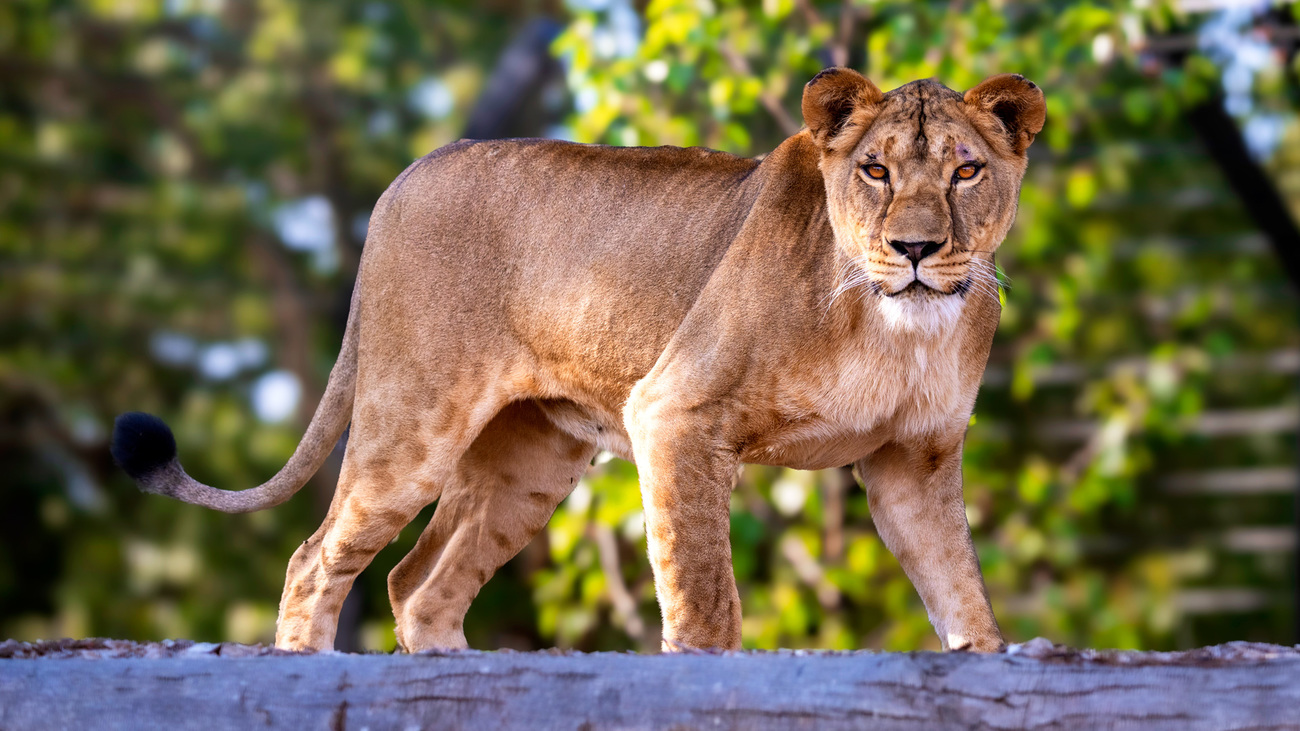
top-left (111, 412), bottom-right (178, 480)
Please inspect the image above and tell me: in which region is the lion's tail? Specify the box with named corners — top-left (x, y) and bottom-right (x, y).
top-left (111, 283), bottom-right (361, 514)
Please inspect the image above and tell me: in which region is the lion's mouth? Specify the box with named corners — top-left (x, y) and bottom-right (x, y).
top-left (886, 280), bottom-right (939, 297)
top-left (884, 277), bottom-right (970, 298)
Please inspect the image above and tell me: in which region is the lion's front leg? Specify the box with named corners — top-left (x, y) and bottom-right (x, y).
top-left (627, 397), bottom-right (743, 652)
top-left (856, 439), bottom-right (1003, 652)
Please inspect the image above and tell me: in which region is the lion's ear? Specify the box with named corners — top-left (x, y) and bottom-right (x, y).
top-left (802, 67), bottom-right (883, 146)
top-left (963, 74), bottom-right (1046, 155)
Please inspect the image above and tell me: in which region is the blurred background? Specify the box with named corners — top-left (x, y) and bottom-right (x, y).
top-left (3, 0), bottom-right (1300, 653)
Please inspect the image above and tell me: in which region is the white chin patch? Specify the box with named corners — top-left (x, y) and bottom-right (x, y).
top-left (877, 289), bottom-right (967, 336)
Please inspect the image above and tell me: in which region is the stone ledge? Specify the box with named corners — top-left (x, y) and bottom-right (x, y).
top-left (2, 638), bottom-right (1299, 729)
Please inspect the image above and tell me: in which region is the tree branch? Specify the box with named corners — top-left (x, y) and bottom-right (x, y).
top-left (718, 43), bottom-right (802, 137)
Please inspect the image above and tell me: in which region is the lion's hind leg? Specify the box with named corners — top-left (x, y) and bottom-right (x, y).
top-left (274, 393), bottom-right (509, 652)
top-left (274, 466), bottom-right (426, 652)
top-left (388, 400), bottom-right (596, 652)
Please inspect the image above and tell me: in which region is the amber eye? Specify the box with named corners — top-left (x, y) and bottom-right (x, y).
top-left (955, 163), bottom-right (980, 180)
top-left (864, 163), bottom-right (889, 180)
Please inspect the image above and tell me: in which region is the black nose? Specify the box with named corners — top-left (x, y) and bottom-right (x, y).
top-left (889, 240), bottom-right (944, 265)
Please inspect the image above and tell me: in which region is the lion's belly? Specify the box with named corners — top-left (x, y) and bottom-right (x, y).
top-left (533, 398), bottom-right (636, 461)
top-left (742, 428), bottom-right (891, 471)
top-left (739, 396), bottom-right (919, 470)
top-left (538, 396), bottom-right (892, 471)
top-left (534, 339), bottom-right (970, 471)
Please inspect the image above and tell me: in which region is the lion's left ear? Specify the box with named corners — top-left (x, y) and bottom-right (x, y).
top-left (963, 74), bottom-right (1046, 155)
top-left (802, 67), bottom-right (883, 147)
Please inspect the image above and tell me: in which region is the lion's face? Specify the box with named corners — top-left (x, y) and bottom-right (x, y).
top-left (803, 70), bottom-right (1045, 332)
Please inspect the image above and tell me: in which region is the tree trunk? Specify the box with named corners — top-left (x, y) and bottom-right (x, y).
top-left (1, 638), bottom-right (1298, 730)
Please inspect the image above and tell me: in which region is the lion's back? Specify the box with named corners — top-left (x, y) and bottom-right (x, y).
top-left (356, 138), bottom-right (768, 397)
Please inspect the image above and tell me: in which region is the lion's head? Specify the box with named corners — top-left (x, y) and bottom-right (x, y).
top-left (802, 68), bottom-right (1045, 333)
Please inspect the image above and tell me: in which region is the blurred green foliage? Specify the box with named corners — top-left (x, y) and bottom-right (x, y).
top-left (2, 0), bottom-right (1298, 652)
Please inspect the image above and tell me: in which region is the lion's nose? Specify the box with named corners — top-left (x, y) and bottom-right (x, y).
top-left (888, 240), bottom-right (944, 265)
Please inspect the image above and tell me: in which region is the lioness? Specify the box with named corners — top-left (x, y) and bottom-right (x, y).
top-left (112, 68), bottom-right (1045, 653)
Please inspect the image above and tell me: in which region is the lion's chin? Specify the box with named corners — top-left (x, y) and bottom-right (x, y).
top-left (876, 281), bottom-right (967, 336)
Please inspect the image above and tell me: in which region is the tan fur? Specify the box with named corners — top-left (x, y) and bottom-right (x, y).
top-left (127, 69), bottom-right (1045, 653)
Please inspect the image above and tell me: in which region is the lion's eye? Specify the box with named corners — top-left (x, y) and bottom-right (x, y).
top-left (864, 164), bottom-right (889, 180)
top-left (955, 163), bottom-right (980, 180)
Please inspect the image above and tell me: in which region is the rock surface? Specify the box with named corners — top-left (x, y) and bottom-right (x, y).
top-left (2, 638), bottom-right (1299, 729)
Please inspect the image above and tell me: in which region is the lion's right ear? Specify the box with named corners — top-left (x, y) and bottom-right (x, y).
top-left (963, 74), bottom-right (1046, 155)
top-left (802, 68), bottom-right (883, 147)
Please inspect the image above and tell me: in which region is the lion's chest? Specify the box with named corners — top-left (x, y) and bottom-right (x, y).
top-left (742, 336), bottom-right (968, 470)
